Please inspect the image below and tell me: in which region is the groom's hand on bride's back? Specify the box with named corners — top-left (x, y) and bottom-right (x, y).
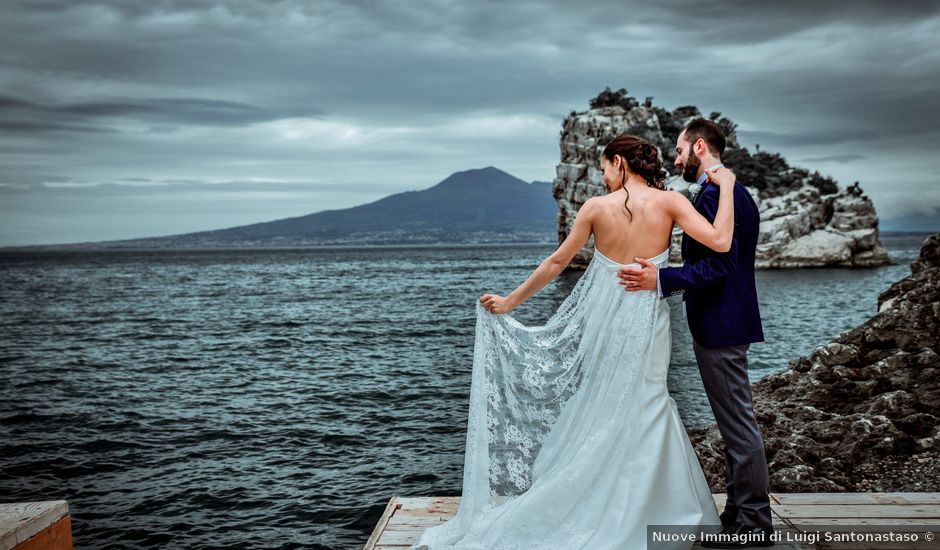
top-left (618, 258), bottom-right (658, 292)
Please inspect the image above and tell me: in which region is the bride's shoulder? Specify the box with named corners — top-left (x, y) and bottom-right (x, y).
top-left (650, 189), bottom-right (691, 215)
top-left (580, 195), bottom-right (610, 210)
top-left (651, 188), bottom-right (683, 203)
top-left (574, 196), bottom-right (602, 219)
top-left (584, 194), bottom-right (625, 213)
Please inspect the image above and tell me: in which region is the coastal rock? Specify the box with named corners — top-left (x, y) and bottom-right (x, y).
top-left (754, 188), bottom-right (890, 268)
top-left (554, 88), bottom-right (891, 269)
top-left (688, 233), bottom-right (940, 492)
top-left (774, 229), bottom-right (854, 265)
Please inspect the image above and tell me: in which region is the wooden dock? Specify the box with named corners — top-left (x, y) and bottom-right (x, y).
top-left (0, 501), bottom-right (73, 550)
top-left (364, 493), bottom-right (940, 549)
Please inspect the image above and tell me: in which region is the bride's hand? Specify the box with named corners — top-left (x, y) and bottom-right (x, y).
top-left (706, 166), bottom-right (736, 187)
top-left (480, 293), bottom-right (516, 314)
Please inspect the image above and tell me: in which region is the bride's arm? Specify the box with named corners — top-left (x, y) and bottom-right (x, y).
top-left (480, 199), bottom-right (596, 314)
top-left (666, 167), bottom-right (736, 252)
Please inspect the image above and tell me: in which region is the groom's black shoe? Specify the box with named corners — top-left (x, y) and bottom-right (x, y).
top-left (719, 509), bottom-right (738, 530)
top-left (701, 521), bottom-right (739, 548)
top-left (701, 522), bottom-right (774, 548)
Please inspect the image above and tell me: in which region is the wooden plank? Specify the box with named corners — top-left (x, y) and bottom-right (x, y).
top-left (771, 527), bottom-right (940, 550)
top-left (774, 504), bottom-right (940, 519)
top-left (789, 518), bottom-right (940, 528)
top-left (811, 524), bottom-right (940, 550)
top-left (395, 498), bottom-right (450, 507)
top-left (0, 501), bottom-right (70, 550)
top-left (377, 529), bottom-right (430, 546)
top-left (367, 494), bottom-right (940, 549)
top-left (397, 497), bottom-right (458, 513)
top-left (768, 511), bottom-right (792, 529)
top-left (363, 497), bottom-right (400, 550)
top-left (772, 493), bottom-right (940, 505)
top-left (375, 498), bottom-right (457, 548)
top-left (386, 515), bottom-right (447, 528)
top-left (393, 507), bottom-right (456, 520)
top-left (13, 516), bottom-right (72, 550)
top-left (816, 538), bottom-right (940, 550)
top-left (391, 509), bottom-right (451, 521)
top-left (383, 525), bottom-right (437, 535)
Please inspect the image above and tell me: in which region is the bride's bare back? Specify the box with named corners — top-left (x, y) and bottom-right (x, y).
top-left (478, 143), bottom-right (735, 315)
top-left (590, 186), bottom-right (675, 264)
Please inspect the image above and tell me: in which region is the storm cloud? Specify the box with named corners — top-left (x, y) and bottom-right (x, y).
top-left (2, 0), bottom-right (939, 244)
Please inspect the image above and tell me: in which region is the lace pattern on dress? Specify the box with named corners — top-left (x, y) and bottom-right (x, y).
top-left (409, 249), bottom-right (668, 550)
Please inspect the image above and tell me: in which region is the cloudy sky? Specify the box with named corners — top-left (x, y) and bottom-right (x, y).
top-left (2, 0), bottom-right (939, 245)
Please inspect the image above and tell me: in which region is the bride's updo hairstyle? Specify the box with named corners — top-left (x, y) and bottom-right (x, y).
top-left (601, 134), bottom-right (668, 220)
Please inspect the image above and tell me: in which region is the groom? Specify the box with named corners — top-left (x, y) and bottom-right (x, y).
top-left (618, 118), bottom-right (773, 548)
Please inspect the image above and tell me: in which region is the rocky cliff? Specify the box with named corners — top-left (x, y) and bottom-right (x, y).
top-left (552, 88), bottom-right (891, 269)
top-left (689, 233), bottom-right (940, 492)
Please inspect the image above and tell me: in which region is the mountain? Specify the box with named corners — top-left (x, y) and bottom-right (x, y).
top-left (45, 167), bottom-right (558, 249)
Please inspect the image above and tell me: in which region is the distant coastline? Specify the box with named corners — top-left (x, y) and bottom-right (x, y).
top-left (0, 231), bottom-right (936, 253)
top-left (0, 241), bottom-right (557, 253)
top-left (1, 230), bottom-right (931, 255)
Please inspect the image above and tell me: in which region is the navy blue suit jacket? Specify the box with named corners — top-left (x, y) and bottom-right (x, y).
top-left (659, 181), bottom-right (765, 348)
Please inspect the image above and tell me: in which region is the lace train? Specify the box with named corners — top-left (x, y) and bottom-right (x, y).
top-left (410, 248), bottom-right (719, 549)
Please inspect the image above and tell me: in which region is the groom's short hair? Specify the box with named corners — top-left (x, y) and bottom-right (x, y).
top-left (683, 118), bottom-right (726, 157)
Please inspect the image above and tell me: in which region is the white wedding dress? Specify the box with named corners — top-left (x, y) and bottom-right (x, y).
top-left (410, 247), bottom-right (720, 550)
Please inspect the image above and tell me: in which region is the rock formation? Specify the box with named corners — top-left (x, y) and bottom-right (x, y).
top-left (750, 182), bottom-right (890, 268)
top-left (688, 233), bottom-right (940, 492)
top-left (553, 88), bottom-right (891, 269)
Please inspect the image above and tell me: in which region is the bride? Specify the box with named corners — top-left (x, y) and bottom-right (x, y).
top-left (410, 134), bottom-right (736, 550)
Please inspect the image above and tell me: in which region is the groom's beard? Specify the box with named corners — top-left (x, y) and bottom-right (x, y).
top-left (681, 154), bottom-right (701, 183)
